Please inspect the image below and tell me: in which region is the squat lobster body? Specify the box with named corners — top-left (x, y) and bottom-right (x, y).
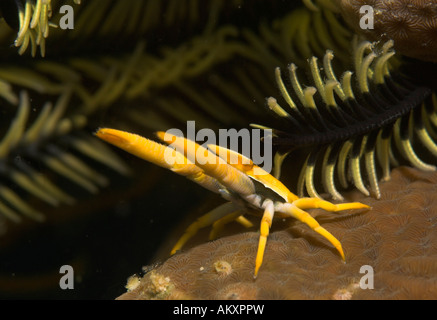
top-left (96, 128), bottom-right (370, 278)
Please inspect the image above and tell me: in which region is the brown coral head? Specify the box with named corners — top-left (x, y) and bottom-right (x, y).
top-left (339, 0), bottom-right (437, 62)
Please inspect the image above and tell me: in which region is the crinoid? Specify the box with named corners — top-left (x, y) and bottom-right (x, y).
top-left (0, 1), bottom-right (266, 224)
top-left (0, 0), bottom-right (322, 225)
top-left (0, 90), bottom-right (129, 222)
top-left (258, 38), bottom-right (436, 201)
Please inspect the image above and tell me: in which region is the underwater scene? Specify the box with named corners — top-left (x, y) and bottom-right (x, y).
top-left (0, 0), bottom-right (437, 300)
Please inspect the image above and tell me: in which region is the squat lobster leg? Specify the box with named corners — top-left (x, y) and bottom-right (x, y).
top-left (210, 211), bottom-right (253, 240)
top-left (170, 202), bottom-right (240, 255)
top-left (276, 202), bottom-right (346, 261)
top-left (255, 199), bottom-right (275, 278)
top-left (292, 197), bottom-right (369, 212)
top-left (174, 208), bottom-right (254, 254)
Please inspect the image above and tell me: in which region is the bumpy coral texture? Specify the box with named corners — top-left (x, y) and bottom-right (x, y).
top-left (117, 167), bottom-right (437, 300)
top-left (339, 0), bottom-right (437, 62)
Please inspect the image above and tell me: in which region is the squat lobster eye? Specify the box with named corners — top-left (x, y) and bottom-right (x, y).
top-left (96, 128), bottom-right (370, 278)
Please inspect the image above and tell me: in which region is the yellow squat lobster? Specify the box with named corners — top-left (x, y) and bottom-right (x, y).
top-left (96, 128), bottom-right (370, 278)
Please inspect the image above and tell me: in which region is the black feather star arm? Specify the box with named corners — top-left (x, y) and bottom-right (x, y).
top-left (257, 39), bottom-right (437, 200)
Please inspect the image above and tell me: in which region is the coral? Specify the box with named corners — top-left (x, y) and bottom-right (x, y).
top-left (332, 282), bottom-right (361, 300)
top-left (118, 166), bottom-right (437, 300)
top-left (338, 0), bottom-right (437, 62)
top-left (143, 271), bottom-right (174, 299)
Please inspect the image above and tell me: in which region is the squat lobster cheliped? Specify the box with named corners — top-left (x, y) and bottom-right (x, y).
top-left (95, 128), bottom-right (370, 278)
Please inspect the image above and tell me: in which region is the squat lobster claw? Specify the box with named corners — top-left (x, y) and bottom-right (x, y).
top-left (96, 128), bottom-right (370, 278)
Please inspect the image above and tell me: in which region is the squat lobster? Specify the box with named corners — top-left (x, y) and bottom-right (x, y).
top-left (96, 128), bottom-right (370, 278)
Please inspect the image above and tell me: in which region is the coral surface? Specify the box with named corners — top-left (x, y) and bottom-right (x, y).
top-left (118, 166), bottom-right (437, 300)
top-left (338, 0), bottom-right (437, 62)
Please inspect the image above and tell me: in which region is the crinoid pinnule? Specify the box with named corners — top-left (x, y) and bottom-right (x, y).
top-left (257, 39), bottom-right (436, 201)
